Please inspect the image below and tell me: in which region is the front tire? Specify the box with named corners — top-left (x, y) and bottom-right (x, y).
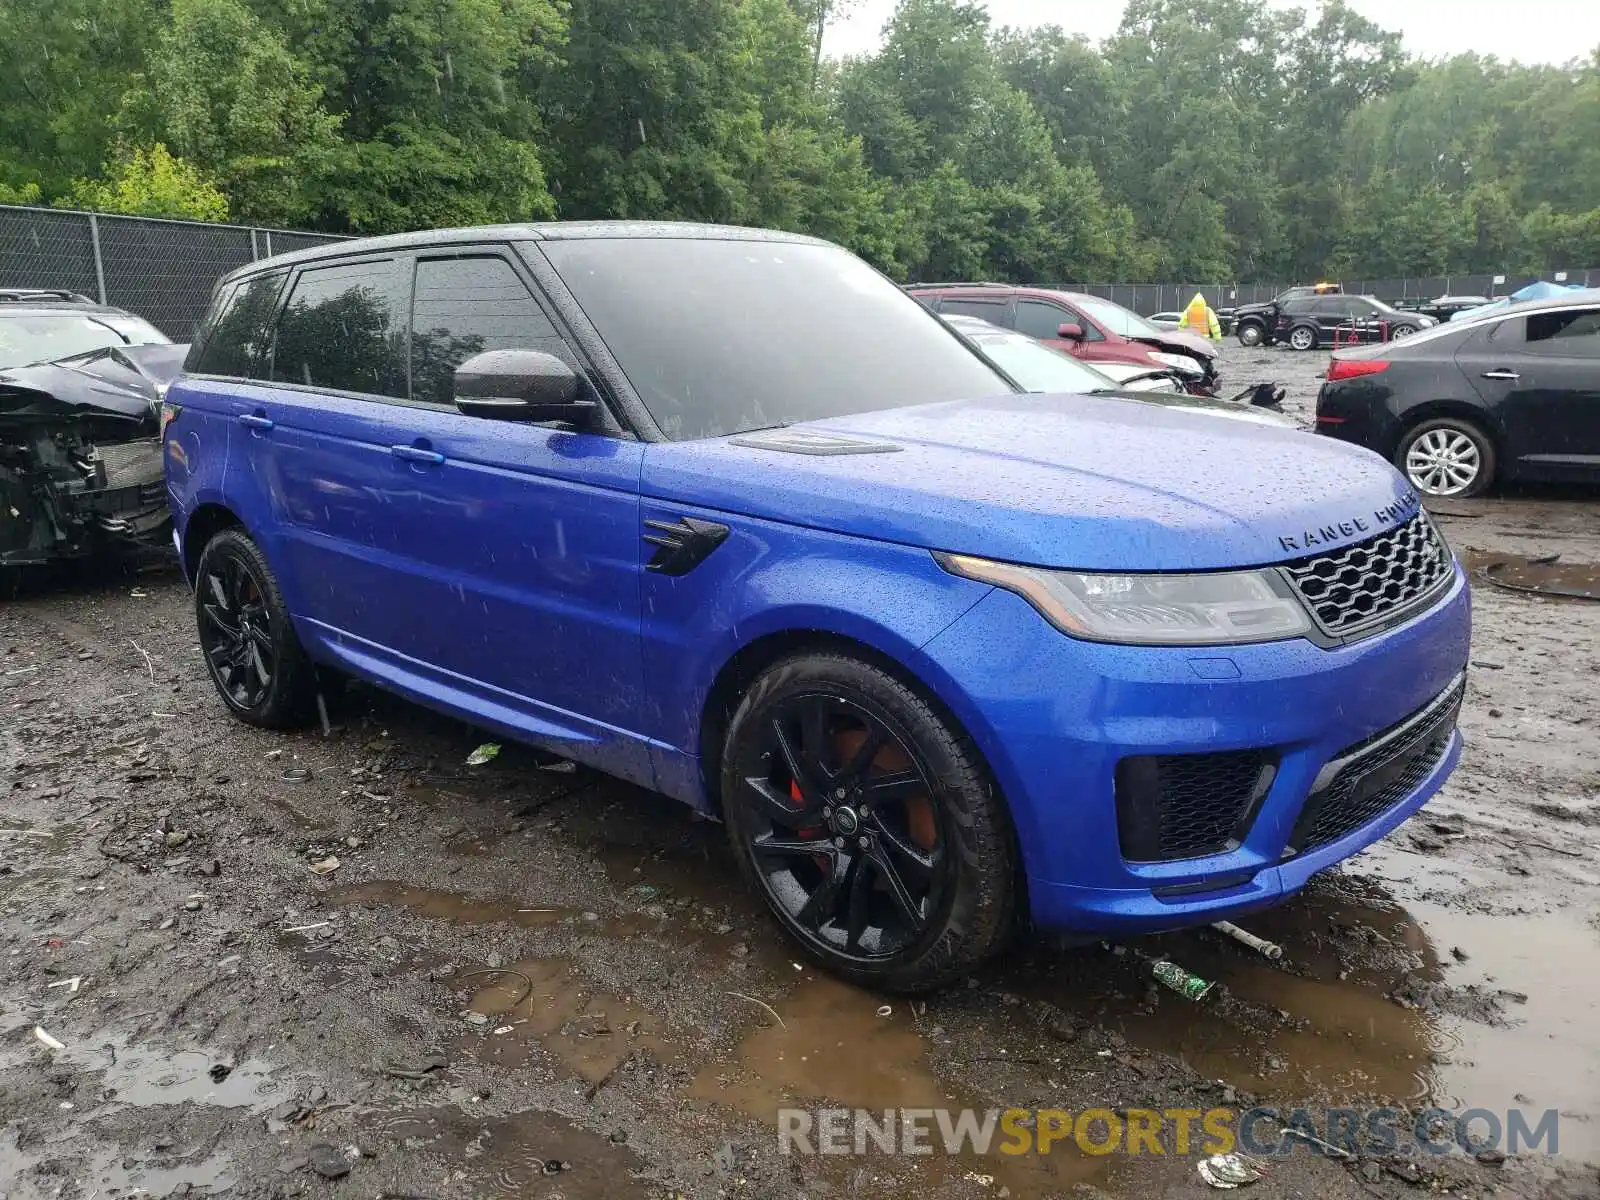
top-left (720, 653), bottom-right (1016, 993)
top-left (1396, 417), bottom-right (1496, 498)
top-left (1236, 321), bottom-right (1265, 348)
top-left (1391, 323), bottom-right (1419, 339)
top-left (1287, 324), bottom-right (1318, 351)
top-left (194, 528), bottom-right (318, 728)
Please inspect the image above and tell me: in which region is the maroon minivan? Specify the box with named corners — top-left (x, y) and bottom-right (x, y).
top-left (909, 283), bottom-right (1220, 394)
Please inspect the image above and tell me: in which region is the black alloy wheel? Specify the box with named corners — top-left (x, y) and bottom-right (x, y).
top-left (194, 528), bottom-right (317, 728)
top-left (721, 654), bottom-right (1015, 992)
top-left (199, 554), bottom-right (273, 708)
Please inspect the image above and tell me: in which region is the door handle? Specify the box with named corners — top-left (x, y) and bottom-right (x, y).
top-left (237, 412), bottom-right (274, 431)
top-left (1481, 370), bottom-right (1521, 381)
top-left (390, 444), bottom-right (446, 466)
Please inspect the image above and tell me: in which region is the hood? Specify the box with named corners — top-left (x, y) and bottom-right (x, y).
top-left (1098, 388), bottom-right (1296, 429)
top-left (1132, 327), bottom-right (1217, 361)
top-left (1092, 361), bottom-right (1180, 391)
top-left (641, 393), bottom-right (1414, 572)
top-left (0, 345), bottom-right (176, 426)
top-left (1231, 299), bottom-right (1278, 316)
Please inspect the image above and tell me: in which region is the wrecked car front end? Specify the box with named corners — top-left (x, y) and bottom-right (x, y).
top-left (1, 348), bottom-right (177, 566)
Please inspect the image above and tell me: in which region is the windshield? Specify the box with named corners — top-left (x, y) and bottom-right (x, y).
top-left (959, 327), bottom-right (1113, 393)
top-left (1071, 295), bottom-right (1160, 338)
top-left (0, 313), bottom-right (166, 370)
top-left (539, 238), bottom-right (1014, 440)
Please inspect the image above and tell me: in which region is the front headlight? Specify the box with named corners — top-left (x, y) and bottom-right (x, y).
top-left (1148, 351), bottom-right (1202, 375)
top-left (936, 553), bottom-right (1313, 645)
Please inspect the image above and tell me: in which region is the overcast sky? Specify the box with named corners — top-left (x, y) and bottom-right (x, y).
top-left (824, 0), bottom-right (1600, 67)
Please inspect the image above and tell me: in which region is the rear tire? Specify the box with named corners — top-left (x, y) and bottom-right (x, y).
top-left (1287, 324), bottom-right (1318, 351)
top-left (720, 653), bottom-right (1016, 993)
top-left (194, 528), bottom-right (318, 728)
top-left (1395, 417), bottom-right (1496, 499)
top-left (1236, 321), bottom-right (1265, 348)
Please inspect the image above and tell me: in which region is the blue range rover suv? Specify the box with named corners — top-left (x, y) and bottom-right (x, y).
top-left (165, 223), bottom-right (1471, 992)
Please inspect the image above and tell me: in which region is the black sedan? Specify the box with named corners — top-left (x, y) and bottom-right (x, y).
top-left (1315, 289), bottom-right (1600, 497)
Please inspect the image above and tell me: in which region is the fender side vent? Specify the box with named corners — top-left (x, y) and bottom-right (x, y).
top-left (728, 430), bottom-right (902, 456)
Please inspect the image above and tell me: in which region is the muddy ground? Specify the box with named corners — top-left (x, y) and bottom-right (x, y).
top-left (3, 341), bottom-right (1599, 1199)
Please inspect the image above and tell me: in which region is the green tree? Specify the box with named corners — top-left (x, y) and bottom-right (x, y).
top-left (0, 0), bottom-right (161, 198)
top-left (131, 0), bottom-right (343, 226)
top-left (64, 143), bottom-right (230, 221)
top-left (269, 0), bottom-right (565, 231)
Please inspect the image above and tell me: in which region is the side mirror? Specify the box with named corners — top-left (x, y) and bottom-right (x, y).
top-left (1057, 322), bottom-right (1085, 341)
top-left (453, 349), bottom-right (597, 424)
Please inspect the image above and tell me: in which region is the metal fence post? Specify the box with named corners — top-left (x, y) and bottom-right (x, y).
top-left (250, 228), bottom-right (261, 260)
top-left (87, 213), bottom-right (108, 304)
top-left (262, 230), bottom-right (273, 258)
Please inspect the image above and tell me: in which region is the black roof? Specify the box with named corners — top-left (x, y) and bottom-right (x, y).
top-left (217, 220), bottom-right (834, 290)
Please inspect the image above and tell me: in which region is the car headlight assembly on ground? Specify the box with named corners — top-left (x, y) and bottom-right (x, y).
top-left (936, 554), bottom-right (1312, 645)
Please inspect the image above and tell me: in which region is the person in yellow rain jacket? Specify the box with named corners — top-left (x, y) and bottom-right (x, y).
top-left (1179, 292), bottom-right (1222, 341)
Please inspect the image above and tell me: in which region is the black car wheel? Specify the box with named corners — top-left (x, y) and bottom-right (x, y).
top-left (195, 528), bottom-right (318, 728)
top-left (1287, 324), bottom-right (1318, 351)
top-left (1236, 321), bottom-right (1265, 348)
top-left (1396, 418), bottom-right (1496, 499)
top-left (720, 653), bottom-right (1015, 993)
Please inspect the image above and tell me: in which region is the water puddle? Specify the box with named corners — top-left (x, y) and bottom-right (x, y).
top-left (0, 818), bottom-right (82, 854)
top-left (1458, 550), bottom-right (1600, 601)
top-left (364, 1106), bottom-right (650, 1197)
top-left (463, 957), bottom-right (684, 1084)
top-left (690, 973), bottom-right (1098, 1196)
top-left (0, 1129), bottom-right (235, 1200)
top-left (81, 1149), bottom-right (235, 1197)
top-left (1016, 867), bottom-right (1600, 1163)
top-left (72, 1041), bottom-right (286, 1110)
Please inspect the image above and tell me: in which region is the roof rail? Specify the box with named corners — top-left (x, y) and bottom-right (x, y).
top-left (0, 288), bottom-right (97, 304)
top-left (903, 281), bottom-right (1013, 290)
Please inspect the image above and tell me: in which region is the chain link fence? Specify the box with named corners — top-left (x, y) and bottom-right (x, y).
top-left (5, 204), bottom-right (1597, 337)
top-left (1064, 273), bottom-right (1599, 316)
top-left (0, 205), bottom-right (350, 341)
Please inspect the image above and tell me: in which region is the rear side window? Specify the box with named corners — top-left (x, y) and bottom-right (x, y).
top-left (1015, 300), bottom-right (1070, 339)
top-left (271, 260), bottom-right (407, 398)
top-left (189, 273), bottom-right (285, 377)
top-left (409, 256), bottom-right (560, 406)
top-left (1526, 308), bottom-right (1600, 355)
top-left (939, 297), bottom-right (1010, 323)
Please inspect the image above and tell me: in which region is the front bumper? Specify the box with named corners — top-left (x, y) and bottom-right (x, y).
top-left (920, 564), bottom-right (1471, 934)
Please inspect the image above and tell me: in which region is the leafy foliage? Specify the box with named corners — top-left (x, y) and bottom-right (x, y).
top-left (64, 144), bottom-right (230, 221)
top-left (0, 0), bottom-right (1594, 281)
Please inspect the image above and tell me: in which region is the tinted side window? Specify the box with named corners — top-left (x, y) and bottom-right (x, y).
top-left (940, 297), bottom-right (1010, 323)
top-left (1015, 300), bottom-right (1069, 339)
top-left (189, 273), bottom-right (286, 377)
top-left (410, 257), bottom-right (559, 406)
top-left (271, 260), bottom-right (407, 398)
top-left (1526, 308), bottom-right (1600, 356)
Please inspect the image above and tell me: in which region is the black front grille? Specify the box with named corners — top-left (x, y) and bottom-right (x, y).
top-left (1286, 679), bottom-right (1464, 855)
top-left (1283, 513), bottom-right (1452, 638)
top-left (1117, 750), bottom-right (1276, 862)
